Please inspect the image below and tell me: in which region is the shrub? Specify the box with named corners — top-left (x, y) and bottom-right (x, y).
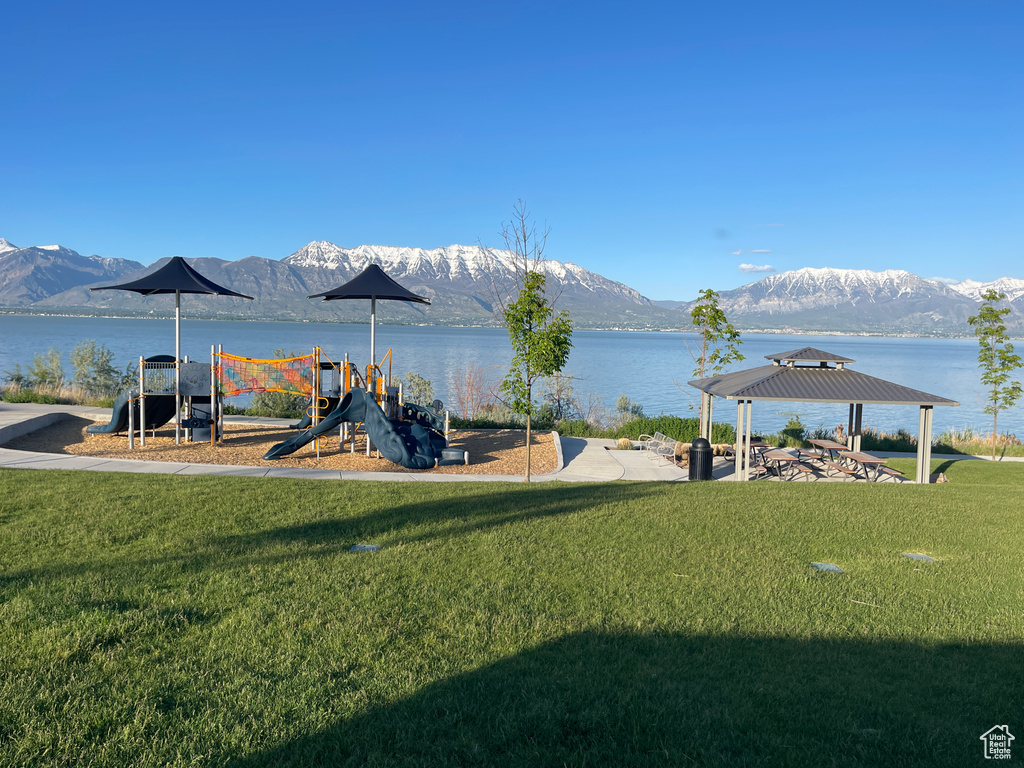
top-left (26, 348), bottom-right (65, 389)
top-left (616, 437), bottom-right (634, 451)
top-left (774, 415), bottom-right (806, 448)
top-left (402, 371), bottom-right (435, 407)
top-left (1, 387), bottom-right (60, 404)
top-left (70, 340), bottom-right (120, 397)
top-left (248, 391), bottom-right (306, 419)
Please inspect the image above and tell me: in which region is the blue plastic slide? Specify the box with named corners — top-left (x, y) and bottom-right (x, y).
top-left (263, 389), bottom-right (448, 469)
top-left (86, 389), bottom-right (179, 434)
top-left (87, 355), bottom-right (180, 435)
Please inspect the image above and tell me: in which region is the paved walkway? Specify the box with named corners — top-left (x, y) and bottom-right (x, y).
top-left (4, 403), bottom-right (1014, 483)
top-left (0, 403), bottom-right (691, 483)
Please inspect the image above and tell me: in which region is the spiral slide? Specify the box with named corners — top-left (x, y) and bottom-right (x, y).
top-left (262, 389), bottom-right (449, 469)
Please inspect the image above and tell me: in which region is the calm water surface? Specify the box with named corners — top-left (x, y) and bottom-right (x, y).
top-left (0, 314), bottom-right (1019, 437)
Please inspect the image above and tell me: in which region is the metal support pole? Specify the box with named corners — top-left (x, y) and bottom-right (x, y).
top-left (924, 406), bottom-right (934, 482)
top-left (175, 289), bottom-right (181, 445)
top-left (217, 344), bottom-right (223, 442)
top-left (370, 296), bottom-right (376, 393)
top-left (847, 403), bottom-right (855, 448)
top-left (698, 392), bottom-right (707, 440)
top-left (128, 379), bottom-right (135, 450)
top-left (734, 400), bottom-right (745, 481)
top-left (921, 409), bottom-right (929, 481)
top-left (314, 348), bottom-right (320, 461)
top-left (139, 356), bottom-right (147, 447)
top-left (744, 399), bottom-right (753, 480)
top-left (854, 404), bottom-right (863, 452)
top-left (210, 345), bottom-right (216, 448)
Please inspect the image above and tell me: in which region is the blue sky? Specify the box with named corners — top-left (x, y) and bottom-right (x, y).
top-left (2, 1), bottom-right (1021, 300)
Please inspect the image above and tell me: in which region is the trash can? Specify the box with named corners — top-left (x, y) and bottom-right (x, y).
top-left (688, 437), bottom-right (713, 481)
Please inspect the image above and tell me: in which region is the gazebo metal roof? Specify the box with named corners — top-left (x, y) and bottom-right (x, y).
top-left (764, 346), bottom-right (856, 365)
top-left (689, 365), bottom-right (958, 406)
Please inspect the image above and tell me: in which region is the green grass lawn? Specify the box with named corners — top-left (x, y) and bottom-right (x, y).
top-left (1, 459), bottom-right (1022, 767)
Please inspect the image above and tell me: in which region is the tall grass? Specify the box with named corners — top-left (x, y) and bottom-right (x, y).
top-left (0, 382), bottom-right (114, 407)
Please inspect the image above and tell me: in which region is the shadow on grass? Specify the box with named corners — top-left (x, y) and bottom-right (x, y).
top-left (0, 482), bottom-right (664, 585)
top-left (224, 630), bottom-right (1021, 767)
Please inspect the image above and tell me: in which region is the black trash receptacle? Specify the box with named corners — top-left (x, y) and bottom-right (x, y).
top-left (688, 437), bottom-right (713, 481)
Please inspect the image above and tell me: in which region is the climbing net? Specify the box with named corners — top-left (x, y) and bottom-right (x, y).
top-left (215, 351), bottom-right (317, 397)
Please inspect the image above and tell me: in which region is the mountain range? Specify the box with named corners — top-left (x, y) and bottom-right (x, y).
top-left (657, 268), bottom-right (1024, 335)
top-left (1, 238), bottom-right (1021, 335)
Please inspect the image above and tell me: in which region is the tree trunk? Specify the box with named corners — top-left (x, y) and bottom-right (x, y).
top-left (525, 412), bottom-right (532, 482)
top-left (993, 410), bottom-right (998, 461)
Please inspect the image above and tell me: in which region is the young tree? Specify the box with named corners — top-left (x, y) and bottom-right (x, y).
top-left (447, 363), bottom-right (496, 420)
top-left (483, 201), bottom-right (575, 480)
top-left (26, 347), bottom-right (64, 389)
top-left (541, 371), bottom-right (580, 422)
top-left (70, 340), bottom-right (119, 395)
top-left (483, 199), bottom-right (559, 318)
top-left (688, 289), bottom-right (744, 437)
top-left (500, 271), bottom-right (573, 481)
top-left (968, 289), bottom-right (1022, 460)
top-left (401, 371), bottom-right (435, 407)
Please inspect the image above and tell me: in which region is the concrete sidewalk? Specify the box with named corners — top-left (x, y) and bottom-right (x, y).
top-left (7, 403), bottom-right (1009, 482)
top-left (0, 403), bottom-right (690, 483)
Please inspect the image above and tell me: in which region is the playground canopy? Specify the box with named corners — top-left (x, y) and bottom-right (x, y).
top-left (307, 263), bottom-right (430, 376)
top-left (688, 347), bottom-right (959, 484)
top-left (91, 256), bottom-right (255, 361)
top-left (91, 256), bottom-right (255, 442)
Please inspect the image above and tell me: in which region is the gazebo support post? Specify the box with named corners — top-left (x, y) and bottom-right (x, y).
top-left (734, 400), bottom-right (747, 481)
top-left (854, 404), bottom-right (863, 452)
top-left (708, 396), bottom-right (714, 441)
top-left (744, 400), bottom-right (752, 480)
top-left (916, 406), bottom-right (934, 483)
top-left (847, 404), bottom-right (855, 449)
top-left (699, 392), bottom-right (711, 440)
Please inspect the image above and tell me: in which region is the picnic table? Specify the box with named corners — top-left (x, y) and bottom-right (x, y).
top-left (837, 450), bottom-right (888, 481)
top-left (761, 449), bottom-right (809, 480)
top-left (805, 438), bottom-right (848, 462)
top-left (727, 440), bottom-right (771, 465)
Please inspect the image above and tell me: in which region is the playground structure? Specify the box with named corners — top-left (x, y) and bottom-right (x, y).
top-left (90, 346), bottom-right (462, 470)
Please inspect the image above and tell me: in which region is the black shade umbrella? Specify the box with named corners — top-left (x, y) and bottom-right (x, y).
top-left (92, 256), bottom-right (254, 361)
top-left (308, 263), bottom-right (430, 373)
top-left (92, 256), bottom-right (254, 442)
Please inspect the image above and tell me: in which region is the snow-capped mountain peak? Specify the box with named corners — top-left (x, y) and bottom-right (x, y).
top-left (0, 238), bottom-right (18, 254)
top-left (949, 277), bottom-right (1024, 302)
top-left (281, 241), bottom-right (651, 305)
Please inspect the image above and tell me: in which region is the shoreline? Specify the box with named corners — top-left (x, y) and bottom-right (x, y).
top-left (0, 309), bottom-right (989, 339)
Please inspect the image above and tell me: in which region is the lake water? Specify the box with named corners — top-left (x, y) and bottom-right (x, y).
top-left (1, 314), bottom-right (1020, 438)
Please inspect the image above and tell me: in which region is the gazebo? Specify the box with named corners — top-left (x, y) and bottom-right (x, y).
top-left (688, 347), bottom-right (959, 484)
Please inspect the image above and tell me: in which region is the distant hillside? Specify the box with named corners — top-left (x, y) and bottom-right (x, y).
top-left (24, 241), bottom-right (685, 330)
top-left (0, 245), bottom-right (143, 306)
top-left (657, 268), bottom-right (1024, 335)
top-left (5, 236), bottom-right (1022, 335)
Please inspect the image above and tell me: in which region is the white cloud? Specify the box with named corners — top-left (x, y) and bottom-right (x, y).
top-left (750, 249), bottom-right (772, 254)
top-left (739, 263), bottom-right (775, 273)
top-left (730, 249), bottom-right (743, 255)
